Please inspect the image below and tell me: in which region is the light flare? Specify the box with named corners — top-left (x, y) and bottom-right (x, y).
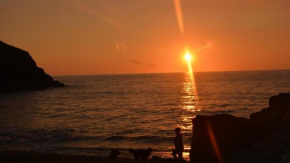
top-left (207, 122), bottom-right (224, 163)
top-left (184, 48), bottom-right (194, 83)
top-left (173, 0), bottom-right (184, 34)
top-left (194, 43), bottom-right (215, 53)
top-left (116, 42), bottom-right (127, 51)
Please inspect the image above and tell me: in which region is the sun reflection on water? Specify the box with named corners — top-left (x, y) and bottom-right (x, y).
top-left (179, 72), bottom-right (199, 132)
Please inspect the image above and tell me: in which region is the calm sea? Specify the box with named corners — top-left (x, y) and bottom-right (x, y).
top-left (0, 70), bottom-right (290, 155)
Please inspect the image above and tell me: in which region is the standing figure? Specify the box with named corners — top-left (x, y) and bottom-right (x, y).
top-left (172, 127), bottom-right (184, 159)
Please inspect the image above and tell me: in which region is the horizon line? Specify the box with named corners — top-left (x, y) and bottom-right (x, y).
top-left (52, 68), bottom-right (290, 77)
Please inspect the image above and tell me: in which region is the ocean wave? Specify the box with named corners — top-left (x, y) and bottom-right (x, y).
top-left (0, 128), bottom-right (98, 144)
top-left (105, 135), bottom-right (172, 142)
top-left (0, 128), bottom-right (174, 146)
top-left (43, 146), bottom-right (175, 152)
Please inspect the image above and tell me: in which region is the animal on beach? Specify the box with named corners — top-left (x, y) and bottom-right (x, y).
top-left (109, 149), bottom-right (121, 161)
top-left (129, 148), bottom-right (152, 163)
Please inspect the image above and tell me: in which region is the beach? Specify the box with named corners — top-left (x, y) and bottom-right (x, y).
top-left (0, 150), bottom-right (132, 163)
top-left (0, 149), bottom-right (190, 163)
top-left (0, 140), bottom-right (190, 163)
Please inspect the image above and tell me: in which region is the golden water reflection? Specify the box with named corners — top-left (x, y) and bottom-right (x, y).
top-left (180, 72), bottom-right (199, 132)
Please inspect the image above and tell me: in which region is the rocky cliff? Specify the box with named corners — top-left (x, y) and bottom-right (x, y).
top-left (190, 93), bottom-right (290, 163)
top-left (0, 41), bottom-right (64, 93)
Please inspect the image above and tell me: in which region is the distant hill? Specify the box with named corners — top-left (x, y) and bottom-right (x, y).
top-left (0, 41), bottom-right (64, 93)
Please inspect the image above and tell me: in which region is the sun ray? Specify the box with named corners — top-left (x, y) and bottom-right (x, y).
top-left (207, 122), bottom-right (224, 163)
top-left (173, 0), bottom-right (184, 34)
top-left (194, 43), bottom-right (214, 53)
top-left (184, 48), bottom-right (194, 84)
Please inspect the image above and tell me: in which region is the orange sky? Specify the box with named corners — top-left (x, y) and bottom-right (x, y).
top-left (1, 0), bottom-right (290, 75)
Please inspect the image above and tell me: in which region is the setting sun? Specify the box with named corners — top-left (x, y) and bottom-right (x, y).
top-left (184, 48), bottom-right (194, 63)
top-left (185, 53), bottom-right (192, 61)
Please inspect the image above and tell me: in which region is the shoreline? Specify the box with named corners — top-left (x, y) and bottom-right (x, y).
top-left (0, 141), bottom-right (191, 161)
top-left (0, 143), bottom-right (190, 162)
top-left (0, 143), bottom-right (190, 157)
top-left (0, 149), bottom-right (190, 163)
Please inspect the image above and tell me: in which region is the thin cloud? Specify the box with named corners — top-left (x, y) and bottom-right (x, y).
top-left (130, 60), bottom-right (155, 68)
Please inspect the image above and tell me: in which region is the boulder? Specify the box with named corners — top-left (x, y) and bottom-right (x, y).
top-left (250, 93), bottom-right (290, 134)
top-left (0, 41), bottom-right (64, 93)
top-left (190, 93), bottom-right (290, 163)
top-left (190, 114), bottom-right (252, 163)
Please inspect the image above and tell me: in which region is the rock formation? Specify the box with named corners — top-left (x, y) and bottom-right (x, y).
top-left (0, 41), bottom-right (64, 93)
top-left (190, 93), bottom-right (290, 163)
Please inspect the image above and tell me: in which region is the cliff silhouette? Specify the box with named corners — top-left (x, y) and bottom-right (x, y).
top-left (190, 93), bottom-right (290, 163)
top-left (0, 41), bottom-right (64, 93)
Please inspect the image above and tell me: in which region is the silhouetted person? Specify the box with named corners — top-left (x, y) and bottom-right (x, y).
top-left (172, 127), bottom-right (184, 159)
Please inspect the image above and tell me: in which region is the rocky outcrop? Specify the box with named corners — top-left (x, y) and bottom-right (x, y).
top-left (0, 41), bottom-right (64, 93)
top-left (190, 93), bottom-right (290, 163)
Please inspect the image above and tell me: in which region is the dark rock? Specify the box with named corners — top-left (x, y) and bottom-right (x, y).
top-left (190, 114), bottom-right (252, 163)
top-left (0, 41), bottom-right (64, 93)
top-left (190, 93), bottom-right (290, 163)
top-left (269, 93), bottom-right (290, 108)
top-left (250, 93), bottom-right (290, 134)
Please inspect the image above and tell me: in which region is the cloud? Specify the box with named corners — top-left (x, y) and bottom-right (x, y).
top-left (130, 60), bottom-right (155, 68)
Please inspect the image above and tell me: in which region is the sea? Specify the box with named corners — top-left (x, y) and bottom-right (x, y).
top-left (0, 70), bottom-right (290, 158)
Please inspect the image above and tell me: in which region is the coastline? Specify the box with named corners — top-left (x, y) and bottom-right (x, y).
top-left (0, 143), bottom-right (190, 162)
top-left (0, 149), bottom-right (190, 163)
top-left (0, 150), bottom-right (129, 163)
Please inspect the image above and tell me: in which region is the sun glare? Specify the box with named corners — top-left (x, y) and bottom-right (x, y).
top-left (184, 48), bottom-right (195, 84)
top-left (185, 53), bottom-right (192, 61)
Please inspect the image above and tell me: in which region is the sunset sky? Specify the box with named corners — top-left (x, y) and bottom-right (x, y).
top-left (1, 0), bottom-right (290, 75)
